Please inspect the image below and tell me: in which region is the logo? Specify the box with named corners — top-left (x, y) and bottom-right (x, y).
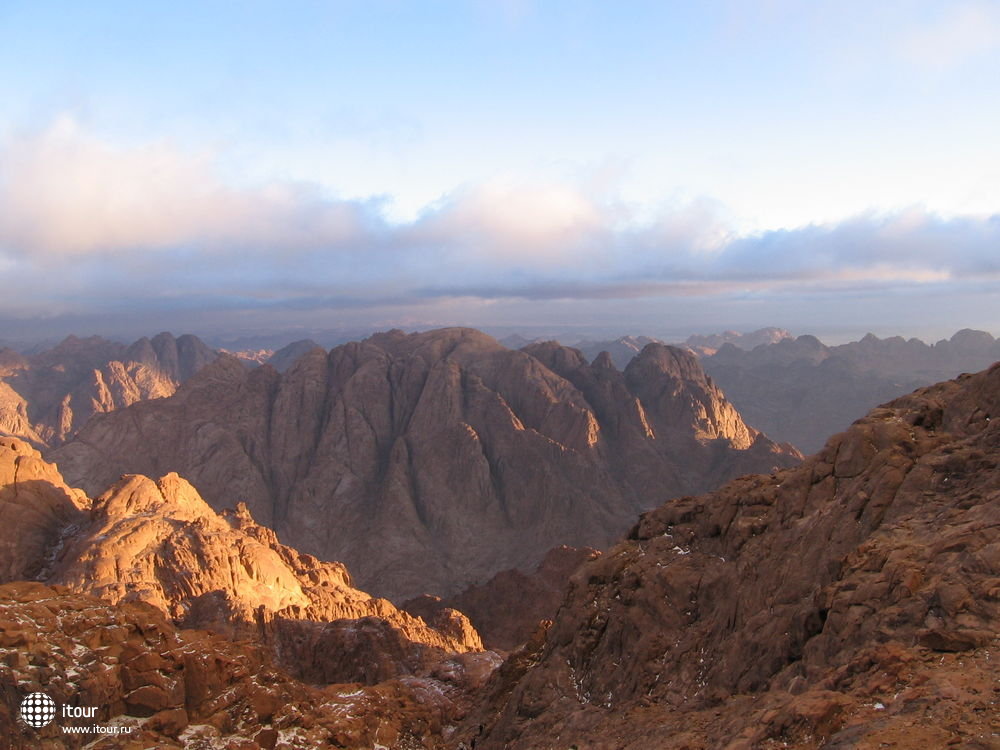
top-left (20, 692), bottom-right (57, 729)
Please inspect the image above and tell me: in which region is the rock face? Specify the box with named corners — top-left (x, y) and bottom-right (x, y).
top-left (459, 361), bottom-right (1000, 749)
top-left (268, 339), bottom-right (323, 372)
top-left (0, 443), bottom-right (483, 691)
top-left (46, 473), bottom-right (481, 660)
top-left (405, 546), bottom-right (601, 652)
top-left (703, 329), bottom-right (1000, 454)
top-left (0, 332), bottom-right (217, 446)
top-left (0, 438), bottom-right (88, 582)
top-left (52, 327), bottom-right (799, 600)
top-left (0, 582), bottom-right (486, 749)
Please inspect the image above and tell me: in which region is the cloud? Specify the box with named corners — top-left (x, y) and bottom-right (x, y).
top-left (897, 2), bottom-right (1000, 70)
top-left (0, 120), bottom-right (998, 324)
top-left (405, 180), bottom-right (611, 267)
top-left (0, 117), bottom-right (383, 258)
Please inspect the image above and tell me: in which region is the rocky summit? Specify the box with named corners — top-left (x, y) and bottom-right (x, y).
top-left (51, 327), bottom-right (799, 600)
top-left (457, 361), bottom-right (1000, 749)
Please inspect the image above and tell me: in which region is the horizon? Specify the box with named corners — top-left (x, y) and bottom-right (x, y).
top-left (2, 2), bottom-right (999, 339)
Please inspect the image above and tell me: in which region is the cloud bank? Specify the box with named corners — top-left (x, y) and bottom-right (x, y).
top-left (1, 121), bottom-right (998, 333)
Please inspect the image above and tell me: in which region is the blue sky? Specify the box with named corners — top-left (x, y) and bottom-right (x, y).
top-left (1, 1), bottom-right (999, 343)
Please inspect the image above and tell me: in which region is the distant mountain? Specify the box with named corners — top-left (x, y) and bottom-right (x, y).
top-left (0, 332), bottom-right (218, 447)
top-left (571, 335), bottom-right (662, 369)
top-left (564, 329), bottom-right (793, 369)
top-left (683, 326), bottom-right (793, 355)
top-left (703, 329), bottom-right (1000, 454)
top-left (460, 360), bottom-right (1000, 749)
top-left (498, 333), bottom-right (543, 349)
top-left (51, 327), bottom-right (799, 601)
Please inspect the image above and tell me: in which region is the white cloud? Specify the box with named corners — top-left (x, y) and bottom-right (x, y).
top-left (0, 120), bottom-right (997, 321)
top-left (898, 2), bottom-right (1000, 69)
top-left (0, 117), bottom-right (377, 257)
top-left (407, 179), bottom-right (609, 266)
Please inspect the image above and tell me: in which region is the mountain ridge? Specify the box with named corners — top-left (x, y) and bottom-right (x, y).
top-left (50, 326), bottom-right (799, 600)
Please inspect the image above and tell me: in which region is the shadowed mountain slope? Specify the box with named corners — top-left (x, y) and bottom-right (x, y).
top-left (51, 327), bottom-right (799, 600)
top-left (0, 332), bottom-right (217, 447)
top-left (459, 361), bottom-right (1000, 749)
top-left (703, 329), bottom-right (1000, 453)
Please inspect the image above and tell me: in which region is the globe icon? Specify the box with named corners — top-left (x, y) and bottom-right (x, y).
top-left (20, 692), bottom-right (57, 729)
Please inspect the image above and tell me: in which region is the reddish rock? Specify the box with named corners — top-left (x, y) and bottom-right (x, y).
top-left (458, 362), bottom-right (1000, 749)
top-left (0, 438), bottom-right (88, 582)
top-left (405, 546), bottom-right (601, 651)
top-left (52, 327), bottom-right (799, 600)
top-left (0, 583), bottom-right (470, 749)
top-left (0, 332), bottom-right (217, 447)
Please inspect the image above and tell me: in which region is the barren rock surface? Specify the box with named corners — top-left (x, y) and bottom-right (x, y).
top-left (0, 332), bottom-right (217, 447)
top-left (0, 582), bottom-right (481, 749)
top-left (459, 362), bottom-right (1000, 749)
top-left (0, 443), bottom-right (485, 690)
top-left (52, 327), bottom-right (799, 599)
top-left (0, 438), bottom-right (88, 583)
top-left (405, 546), bottom-right (601, 652)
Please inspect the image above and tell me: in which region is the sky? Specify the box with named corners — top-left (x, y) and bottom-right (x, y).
top-left (1, 0), bottom-right (999, 345)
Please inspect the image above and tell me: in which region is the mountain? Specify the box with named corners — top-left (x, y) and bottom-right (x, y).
top-left (0, 332), bottom-right (218, 447)
top-left (0, 437), bottom-right (89, 582)
top-left (570, 335), bottom-right (662, 369)
top-left (683, 326), bottom-right (793, 356)
top-left (832, 328), bottom-right (1000, 381)
top-left (703, 329), bottom-right (1000, 454)
top-left (51, 327), bottom-right (799, 601)
top-left (458, 361), bottom-right (1000, 749)
top-left (499, 333), bottom-right (543, 349)
top-left (267, 338), bottom-right (322, 372)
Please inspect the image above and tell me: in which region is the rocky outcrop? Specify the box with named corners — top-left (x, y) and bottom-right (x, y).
top-left (0, 438), bottom-right (87, 583)
top-left (0, 443), bottom-right (484, 691)
top-left (0, 582), bottom-right (486, 749)
top-left (459, 362), bottom-right (1000, 749)
top-left (570, 335), bottom-right (662, 370)
top-left (405, 546), bottom-right (601, 651)
top-left (52, 327), bottom-right (799, 600)
top-left (0, 332), bottom-right (218, 446)
top-left (46, 472), bottom-right (481, 661)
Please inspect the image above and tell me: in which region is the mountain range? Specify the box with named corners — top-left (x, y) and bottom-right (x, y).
top-left (49, 327), bottom-right (799, 600)
top-left (1, 324), bottom-right (998, 748)
top-left (703, 328), bottom-right (1000, 453)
